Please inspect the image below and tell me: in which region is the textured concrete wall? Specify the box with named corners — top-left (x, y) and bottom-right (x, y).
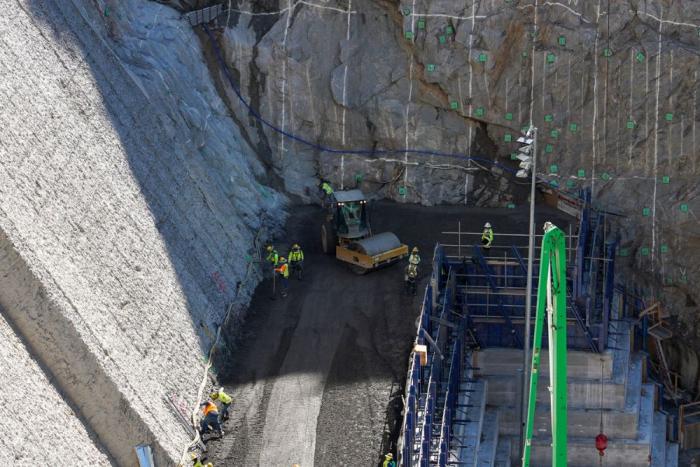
top-left (0, 312), bottom-right (112, 465)
top-left (0, 0), bottom-right (284, 464)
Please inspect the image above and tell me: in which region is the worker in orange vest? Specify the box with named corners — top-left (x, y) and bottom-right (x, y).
top-left (274, 257), bottom-right (289, 298)
top-left (199, 400), bottom-right (223, 437)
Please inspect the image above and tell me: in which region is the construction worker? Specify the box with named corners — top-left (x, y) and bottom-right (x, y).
top-left (383, 452), bottom-right (397, 467)
top-left (408, 246), bottom-right (421, 267)
top-left (274, 257), bottom-right (289, 297)
top-left (190, 453), bottom-right (212, 467)
top-left (288, 244), bottom-right (305, 280)
top-left (199, 400), bottom-right (223, 437)
top-left (210, 387), bottom-right (233, 421)
top-left (405, 263), bottom-right (418, 296)
top-left (320, 180), bottom-right (334, 197)
top-left (481, 222), bottom-right (494, 250)
top-left (265, 244), bottom-right (279, 267)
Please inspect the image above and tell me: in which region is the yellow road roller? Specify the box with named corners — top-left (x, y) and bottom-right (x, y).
top-left (320, 189), bottom-right (408, 274)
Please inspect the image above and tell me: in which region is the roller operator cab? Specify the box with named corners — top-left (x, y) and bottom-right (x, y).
top-left (320, 189), bottom-right (409, 274)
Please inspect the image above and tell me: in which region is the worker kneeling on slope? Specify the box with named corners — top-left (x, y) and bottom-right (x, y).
top-left (481, 222), bottom-right (494, 250)
top-left (288, 243), bottom-right (304, 280)
top-left (210, 387), bottom-right (233, 422)
top-left (199, 400), bottom-right (224, 438)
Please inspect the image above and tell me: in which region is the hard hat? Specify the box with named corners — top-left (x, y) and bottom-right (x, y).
top-left (279, 257), bottom-right (287, 263)
top-left (484, 222), bottom-right (491, 228)
top-left (385, 453), bottom-right (393, 459)
top-left (412, 247), bottom-right (419, 253)
top-left (206, 463), bottom-right (213, 467)
top-left (210, 392), bottom-right (219, 400)
top-left (190, 452), bottom-right (198, 460)
top-left (292, 243), bottom-right (300, 249)
top-left (266, 245), bottom-right (273, 252)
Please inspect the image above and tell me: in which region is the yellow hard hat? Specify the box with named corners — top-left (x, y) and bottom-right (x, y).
top-left (206, 463), bottom-right (213, 467)
top-left (412, 247), bottom-right (419, 253)
top-left (210, 392), bottom-right (219, 400)
top-left (266, 245), bottom-right (273, 252)
top-left (385, 453), bottom-right (393, 459)
top-left (292, 244), bottom-right (300, 249)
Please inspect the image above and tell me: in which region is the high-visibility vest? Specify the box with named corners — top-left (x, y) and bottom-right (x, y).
top-left (289, 249), bottom-right (304, 262)
top-left (266, 250), bottom-right (279, 265)
top-left (202, 402), bottom-right (218, 416)
top-left (275, 263), bottom-right (289, 278)
top-left (321, 182), bottom-right (333, 195)
top-left (217, 390), bottom-right (232, 404)
top-left (482, 228), bottom-right (494, 245)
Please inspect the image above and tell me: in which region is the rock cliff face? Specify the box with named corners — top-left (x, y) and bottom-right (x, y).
top-left (201, 0), bottom-right (698, 353)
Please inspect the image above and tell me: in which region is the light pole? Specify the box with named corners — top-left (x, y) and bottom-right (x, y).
top-left (515, 126), bottom-right (537, 460)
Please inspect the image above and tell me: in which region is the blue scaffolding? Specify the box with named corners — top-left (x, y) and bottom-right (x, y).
top-left (398, 190), bottom-right (624, 466)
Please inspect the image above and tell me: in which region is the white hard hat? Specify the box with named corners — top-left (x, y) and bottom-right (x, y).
top-left (484, 222), bottom-right (491, 228)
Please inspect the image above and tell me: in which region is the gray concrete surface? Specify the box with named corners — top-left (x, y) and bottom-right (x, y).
top-left (207, 201), bottom-right (574, 466)
top-left (0, 0), bottom-right (283, 464)
top-left (0, 312), bottom-right (112, 465)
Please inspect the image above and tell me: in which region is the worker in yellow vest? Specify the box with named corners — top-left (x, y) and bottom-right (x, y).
top-left (210, 387), bottom-right (233, 421)
top-left (481, 222), bottom-right (494, 250)
top-left (288, 244), bottom-right (305, 280)
top-left (383, 452), bottom-right (396, 467)
top-left (274, 257), bottom-right (289, 298)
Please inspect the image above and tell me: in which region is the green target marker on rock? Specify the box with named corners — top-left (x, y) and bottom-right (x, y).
top-left (405, 31), bottom-right (414, 40)
top-left (475, 107), bottom-right (485, 117)
top-left (511, 153), bottom-right (518, 160)
top-left (660, 244), bottom-right (669, 253)
top-left (558, 35), bottom-right (566, 46)
top-left (603, 48), bottom-right (613, 57)
top-left (549, 164), bottom-right (558, 174)
top-left (662, 175), bottom-right (670, 184)
top-left (479, 53), bottom-right (487, 62)
top-left (427, 63), bottom-right (435, 72)
top-left (642, 207), bottom-right (650, 216)
top-left (551, 129), bottom-right (559, 138)
top-left (547, 53), bottom-right (556, 63)
top-left (569, 123), bottom-right (578, 132)
top-left (439, 35), bottom-right (446, 44)
top-left (577, 169), bottom-right (585, 177)
top-left (355, 173), bottom-right (364, 183)
top-left (618, 248), bottom-right (629, 257)
top-left (504, 133), bottom-right (512, 142)
top-left (450, 101), bottom-right (459, 110)
top-left (641, 247), bottom-right (650, 256)
top-left (680, 203), bottom-right (689, 213)
top-left (636, 51), bottom-right (645, 62)
top-left (544, 114), bottom-right (553, 123)
top-left (418, 19), bottom-right (425, 29)
top-left (398, 186), bottom-right (407, 196)
top-left (505, 112), bottom-right (513, 121)
top-left (507, 203), bottom-right (516, 209)
top-left (545, 144), bottom-right (553, 153)
top-left (601, 172), bottom-right (611, 181)
top-left (446, 26), bottom-right (454, 35)
top-left (627, 119), bottom-right (635, 129)
top-left (665, 113), bottom-right (673, 121)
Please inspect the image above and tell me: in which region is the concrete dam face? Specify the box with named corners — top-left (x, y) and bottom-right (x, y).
top-left (0, 0), bottom-right (697, 465)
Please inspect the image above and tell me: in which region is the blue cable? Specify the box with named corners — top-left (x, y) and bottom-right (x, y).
top-left (201, 24), bottom-right (525, 178)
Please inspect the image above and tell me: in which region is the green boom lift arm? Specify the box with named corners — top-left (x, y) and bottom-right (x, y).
top-left (522, 222), bottom-right (568, 467)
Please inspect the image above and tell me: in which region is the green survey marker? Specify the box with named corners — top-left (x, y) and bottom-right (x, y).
top-left (545, 144), bottom-right (553, 153)
top-left (479, 53), bottom-right (487, 62)
top-left (569, 123), bottom-right (578, 132)
top-left (641, 247), bottom-right (650, 256)
top-left (427, 63), bottom-right (435, 72)
top-left (662, 175), bottom-right (670, 184)
top-left (558, 35), bottom-right (566, 46)
top-left (547, 53), bottom-right (556, 63)
top-left (398, 186), bottom-right (407, 196)
top-left (545, 114), bottom-right (553, 123)
top-left (549, 165), bottom-right (558, 174)
top-left (505, 112), bottom-right (513, 121)
top-left (577, 169), bottom-right (585, 177)
top-left (475, 107), bottom-right (485, 117)
top-left (504, 133), bottom-right (512, 142)
top-left (627, 120), bottom-right (635, 129)
top-left (642, 207), bottom-right (650, 216)
top-left (450, 101), bottom-right (459, 110)
top-left (601, 172), bottom-right (611, 181)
